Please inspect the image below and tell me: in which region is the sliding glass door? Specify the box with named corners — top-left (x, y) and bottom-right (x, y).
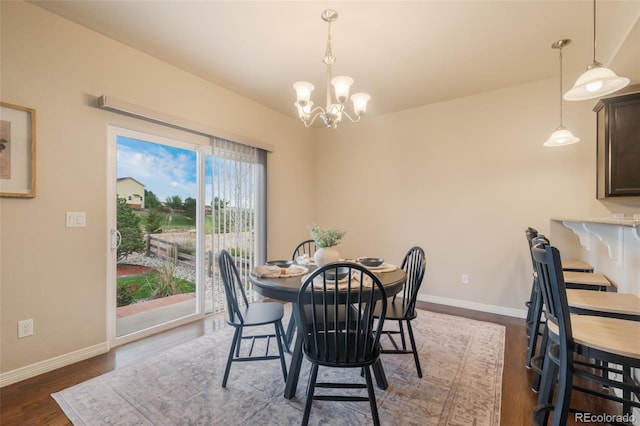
top-left (107, 126), bottom-right (266, 343)
top-left (111, 129), bottom-right (203, 338)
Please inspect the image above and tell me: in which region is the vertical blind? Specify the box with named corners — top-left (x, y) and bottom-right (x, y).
top-left (205, 136), bottom-right (266, 313)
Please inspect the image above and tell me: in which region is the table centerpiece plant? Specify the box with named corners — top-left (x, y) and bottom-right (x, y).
top-left (309, 223), bottom-right (346, 266)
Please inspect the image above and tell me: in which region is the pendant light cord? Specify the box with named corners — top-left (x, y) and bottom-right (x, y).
top-left (592, 0), bottom-right (597, 63)
top-left (559, 45), bottom-right (564, 127)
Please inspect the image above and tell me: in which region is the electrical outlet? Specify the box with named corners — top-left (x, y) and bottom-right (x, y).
top-left (18, 319), bottom-right (34, 338)
top-left (461, 274), bottom-right (470, 285)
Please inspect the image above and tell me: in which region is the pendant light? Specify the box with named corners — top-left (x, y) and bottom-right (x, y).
top-left (545, 39), bottom-right (580, 147)
top-left (564, 0), bottom-right (629, 101)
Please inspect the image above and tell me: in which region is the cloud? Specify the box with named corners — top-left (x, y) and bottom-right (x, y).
top-left (117, 137), bottom-right (197, 202)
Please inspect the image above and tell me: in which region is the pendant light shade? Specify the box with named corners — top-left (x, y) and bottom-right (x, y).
top-left (563, 64), bottom-right (629, 101)
top-left (544, 127), bottom-right (581, 147)
top-left (545, 39), bottom-right (580, 148)
top-left (564, 0), bottom-right (629, 101)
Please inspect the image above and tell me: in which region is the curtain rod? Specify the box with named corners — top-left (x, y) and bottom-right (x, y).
top-left (97, 95), bottom-right (274, 152)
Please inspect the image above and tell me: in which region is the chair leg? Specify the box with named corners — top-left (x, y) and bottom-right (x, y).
top-left (278, 320), bottom-right (290, 353)
top-left (623, 365), bottom-right (632, 415)
top-left (222, 327), bottom-right (241, 388)
top-left (552, 352), bottom-right (573, 426)
top-left (398, 320), bottom-right (407, 350)
top-left (532, 326), bottom-right (549, 392)
top-left (235, 328), bottom-right (243, 357)
top-left (406, 320), bottom-right (422, 378)
top-left (364, 366), bottom-right (381, 426)
top-left (302, 363), bottom-right (319, 426)
top-left (285, 310), bottom-right (296, 347)
top-left (526, 289), bottom-right (543, 369)
top-left (536, 349), bottom-right (557, 426)
top-left (525, 278), bottom-right (536, 325)
top-left (537, 349), bottom-right (557, 407)
top-left (274, 321), bottom-right (288, 382)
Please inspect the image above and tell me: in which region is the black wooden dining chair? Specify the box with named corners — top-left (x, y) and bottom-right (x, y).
top-left (218, 249), bottom-right (289, 388)
top-left (525, 228), bottom-right (549, 370)
top-left (373, 246), bottom-right (426, 377)
top-left (295, 262), bottom-right (387, 426)
top-left (291, 239), bottom-right (316, 261)
top-left (530, 241), bottom-right (640, 425)
top-left (524, 228), bottom-right (600, 372)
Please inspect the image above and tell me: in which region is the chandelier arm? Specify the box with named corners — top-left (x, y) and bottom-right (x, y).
top-left (302, 107), bottom-right (328, 127)
top-left (340, 110), bottom-right (361, 124)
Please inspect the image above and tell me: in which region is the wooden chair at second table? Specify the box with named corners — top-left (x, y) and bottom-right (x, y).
top-left (292, 239), bottom-right (316, 262)
top-left (530, 242), bottom-right (640, 425)
top-left (218, 249), bottom-right (289, 388)
top-left (373, 246), bottom-right (426, 377)
top-left (295, 263), bottom-right (387, 426)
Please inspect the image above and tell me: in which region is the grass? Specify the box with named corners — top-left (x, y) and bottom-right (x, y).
top-left (117, 272), bottom-right (195, 304)
top-left (135, 210), bottom-right (213, 232)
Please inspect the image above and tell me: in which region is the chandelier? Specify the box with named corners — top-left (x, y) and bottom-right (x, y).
top-left (293, 9), bottom-right (370, 129)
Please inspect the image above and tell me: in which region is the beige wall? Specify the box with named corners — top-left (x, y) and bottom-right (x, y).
top-left (1, 1), bottom-right (639, 381)
top-left (0, 2), bottom-right (314, 376)
top-left (312, 18), bottom-right (640, 312)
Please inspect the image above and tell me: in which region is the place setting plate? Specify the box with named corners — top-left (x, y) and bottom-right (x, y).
top-left (357, 257), bottom-right (397, 273)
top-left (252, 260), bottom-right (309, 278)
top-left (309, 267), bottom-right (370, 289)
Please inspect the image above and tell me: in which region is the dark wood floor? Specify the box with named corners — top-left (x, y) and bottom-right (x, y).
top-left (0, 301), bottom-right (625, 425)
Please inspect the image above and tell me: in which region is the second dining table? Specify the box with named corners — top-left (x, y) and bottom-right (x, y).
top-left (250, 261), bottom-right (407, 399)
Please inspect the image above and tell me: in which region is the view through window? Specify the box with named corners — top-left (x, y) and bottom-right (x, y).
top-left (115, 132), bottom-right (264, 337)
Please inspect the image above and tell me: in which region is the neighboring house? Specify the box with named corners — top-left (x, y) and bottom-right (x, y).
top-left (117, 177), bottom-right (145, 210)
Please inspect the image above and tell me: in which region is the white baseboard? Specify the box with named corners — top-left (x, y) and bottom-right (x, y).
top-left (418, 294), bottom-right (527, 319)
top-left (0, 342), bottom-right (109, 388)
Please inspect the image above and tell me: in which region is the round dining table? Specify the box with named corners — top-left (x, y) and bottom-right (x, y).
top-left (250, 264), bottom-right (407, 400)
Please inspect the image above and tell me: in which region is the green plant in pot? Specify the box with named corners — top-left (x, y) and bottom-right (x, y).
top-left (309, 224), bottom-right (346, 266)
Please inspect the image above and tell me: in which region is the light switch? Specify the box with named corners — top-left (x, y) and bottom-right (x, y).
top-left (66, 212), bottom-right (86, 228)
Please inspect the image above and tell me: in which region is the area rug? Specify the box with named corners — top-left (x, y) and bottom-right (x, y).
top-left (52, 307), bottom-right (505, 425)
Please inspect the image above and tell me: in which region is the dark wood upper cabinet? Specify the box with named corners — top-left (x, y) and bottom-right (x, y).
top-left (594, 88), bottom-right (640, 198)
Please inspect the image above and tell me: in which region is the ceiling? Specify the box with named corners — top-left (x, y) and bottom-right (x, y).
top-left (30, 1), bottom-right (640, 120)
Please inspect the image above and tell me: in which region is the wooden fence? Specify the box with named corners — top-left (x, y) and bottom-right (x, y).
top-left (146, 235), bottom-right (213, 275)
top-left (145, 235), bottom-right (251, 277)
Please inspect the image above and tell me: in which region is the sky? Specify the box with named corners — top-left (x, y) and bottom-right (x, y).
top-left (117, 136), bottom-right (205, 203)
top-left (117, 135), bottom-right (257, 208)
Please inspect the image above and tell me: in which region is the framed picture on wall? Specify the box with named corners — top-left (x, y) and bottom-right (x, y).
top-left (0, 102), bottom-right (36, 198)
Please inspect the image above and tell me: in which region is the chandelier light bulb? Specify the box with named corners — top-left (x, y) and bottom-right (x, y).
top-left (351, 93), bottom-right (371, 116)
top-left (293, 81), bottom-right (315, 106)
top-left (331, 76), bottom-right (354, 103)
top-left (295, 101), bottom-right (314, 120)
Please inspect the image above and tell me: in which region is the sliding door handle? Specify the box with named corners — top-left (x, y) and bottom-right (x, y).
top-left (111, 229), bottom-right (122, 250)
